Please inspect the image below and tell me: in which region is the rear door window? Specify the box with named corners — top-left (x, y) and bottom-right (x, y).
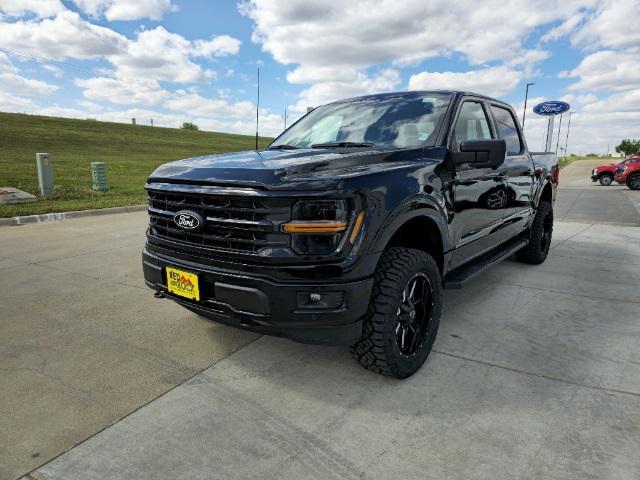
top-left (490, 106), bottom-right (523, 155)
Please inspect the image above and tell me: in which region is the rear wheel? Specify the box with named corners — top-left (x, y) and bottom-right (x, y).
top-left (598, 174), bottom-right (613, 186)
top-left (516, 201), bottom-right (553, 265)
top-left (627, 174), bottom-right (640, 190)
top-left (350, 247), bottom-right (442, 378)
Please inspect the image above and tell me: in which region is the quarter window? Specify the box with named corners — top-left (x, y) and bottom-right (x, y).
top-left (491, 106), bottom-right (522, 155)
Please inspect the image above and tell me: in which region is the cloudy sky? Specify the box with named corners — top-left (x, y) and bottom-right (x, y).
top-left (0, 0), bottom-right (638, 154)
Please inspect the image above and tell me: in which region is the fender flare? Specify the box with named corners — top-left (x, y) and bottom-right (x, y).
top-left (369, 201), bottom-right (450, 254)
top-left (534, 178), bottom-right (555, 207)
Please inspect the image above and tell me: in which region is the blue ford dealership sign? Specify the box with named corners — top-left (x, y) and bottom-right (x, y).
top-left (533, 101), bottom-right (570, 116)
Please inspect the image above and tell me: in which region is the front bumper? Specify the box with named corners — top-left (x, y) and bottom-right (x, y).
top-left (591, 174), bottom-right (598, 182)
top-left (142, 248), bottom-right (373, 345)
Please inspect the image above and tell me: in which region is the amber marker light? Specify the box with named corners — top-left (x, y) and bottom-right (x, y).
top-left (349, 211), bottom-right (365, 243)
top-left (283, 221), bottom-right (348, 233)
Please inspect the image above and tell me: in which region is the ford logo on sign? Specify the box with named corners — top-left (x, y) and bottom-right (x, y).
top-left (533, 101), bottom-right (570, 116)
top-left (173, 210), bottom-right (203, 232)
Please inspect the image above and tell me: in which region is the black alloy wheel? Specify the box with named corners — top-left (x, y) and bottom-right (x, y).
top-left (540, 208), bottom-right (553, 254)
top-left (628, 174), bottom-right (640, 190)
top-left (516, 201), bottom-right (553, 264)
top-left (396, 273), bottom-right (433, 356)
top-left (350, 247), bottom-right (442, 378)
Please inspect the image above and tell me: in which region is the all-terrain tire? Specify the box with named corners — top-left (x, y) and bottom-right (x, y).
top-left (627, 174), bottom-right (640, 191)
top-left (598, 174), bottom-right (613, 186)
top-left (515, 201), bottom-right (553, 264)
top-left (349, 247), bottom-right (442, 378)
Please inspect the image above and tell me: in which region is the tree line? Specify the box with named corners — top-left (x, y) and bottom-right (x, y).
top-left (616, 138), bottom-right (640, 156)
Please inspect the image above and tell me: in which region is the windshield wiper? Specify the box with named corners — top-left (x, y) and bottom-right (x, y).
top-left (267, 144), bottom-right (299, 150)
top-left (311, 142), bottom-right (375, 148)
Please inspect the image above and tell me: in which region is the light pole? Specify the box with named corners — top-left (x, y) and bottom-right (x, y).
top-left (522, 82), bottom-right (535, 129)
top-left (555, 112), bottom-right (564, 155)
top-left (563, 112), bottom-right (572, 159)
top-left (255, 67), bottom-right (260, 151)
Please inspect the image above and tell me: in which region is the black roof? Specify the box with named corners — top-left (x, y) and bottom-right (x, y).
top-left (330, 90), bottom-right (504, 105)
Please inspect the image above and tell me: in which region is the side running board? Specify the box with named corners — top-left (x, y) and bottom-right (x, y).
top-left (443, 237), bottom-right (528, 289)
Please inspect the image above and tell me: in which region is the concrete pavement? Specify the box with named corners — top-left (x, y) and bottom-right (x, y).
top-left (0, 214), bottom-right (258, 479)
top-left (556, 159), bottom-right (640, 226)
top-left (2, 160), bottom-right (639, 479)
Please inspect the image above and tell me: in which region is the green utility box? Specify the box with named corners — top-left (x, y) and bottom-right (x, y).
top-left (36, 152), bottom-right (54, 198)
top-left (91, 162), bottom-right (110, 192)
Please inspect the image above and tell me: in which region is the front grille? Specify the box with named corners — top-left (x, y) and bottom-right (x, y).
top-left (147, 188), bottom-right (292, 256)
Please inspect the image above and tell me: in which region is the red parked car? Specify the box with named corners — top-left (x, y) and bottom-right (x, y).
top-left (591, 157), bottom-right (639, 186)
top-left (614, 158), bottom-right (640, 190)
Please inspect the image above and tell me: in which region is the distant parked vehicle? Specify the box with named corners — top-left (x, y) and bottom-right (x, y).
top-left (614, 157), bottom-right (640, 190)
top-left (591, 157), bottom-right (639, 186)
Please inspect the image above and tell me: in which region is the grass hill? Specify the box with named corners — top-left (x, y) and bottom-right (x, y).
top-left (0, 112), bottom-right (272, 217)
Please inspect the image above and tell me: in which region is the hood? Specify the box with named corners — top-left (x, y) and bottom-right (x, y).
top-left (147, 147), bottom-right (442, 190)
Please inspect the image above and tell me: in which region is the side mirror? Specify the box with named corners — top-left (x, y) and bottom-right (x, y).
top-left (453, 139), bottom-right (506, 169)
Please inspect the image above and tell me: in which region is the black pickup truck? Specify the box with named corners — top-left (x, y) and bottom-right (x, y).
top-left (143, 91), bottom-right (558, 378)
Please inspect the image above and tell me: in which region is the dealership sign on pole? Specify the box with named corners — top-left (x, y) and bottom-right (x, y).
top-left (533, 101), bottom-right (570, 152)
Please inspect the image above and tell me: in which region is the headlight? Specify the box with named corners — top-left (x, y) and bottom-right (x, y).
top-left (283, 200), bottom-right (351, 255)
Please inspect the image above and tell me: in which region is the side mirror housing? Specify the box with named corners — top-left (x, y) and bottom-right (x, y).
top-left (453, 139), bottom-right (506, 169)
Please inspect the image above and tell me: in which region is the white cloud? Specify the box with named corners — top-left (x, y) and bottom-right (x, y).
top-left (71, 0), bottom-right (178, 21)
top-left (540, 12), bottom-right (586, 43)
top-left (0, 52), bottom-right (58, 96)
top-left (0, 0), bottom-right (64, 19)
top-left (0, 14), bottom-right (240, 84)
top-left (163, 92), bottom-right (255, 118)
top-left (0, 91), bottom-right (37, 110)
top-left (193, 35), bottom-right (242, 58)
top-left (290, 68), bottom-right (401, 112)
top-left (75, 75), bottom-right (168, 105)
top-left (0, 4), bottom-right (270, 138)
top-left (566, 50), bottom-right (640, 91)
top-left (240, 0), bottom-right (592, 67)
top-left (110, 26), bottom-right (214, 83)
top-left (0, 10), bottom-right (127, 60)
top-left (42, 64), bottom-right (64, 77)
top-left (571, 0), bottom-right (640, 51)
top-left (240, 0), bottom-right (581, 115)
top-left (408, 66), bottom-right (522, 98)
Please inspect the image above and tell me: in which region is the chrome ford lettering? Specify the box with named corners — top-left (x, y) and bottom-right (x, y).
top-left (173, 210), bottom-right (203, 231)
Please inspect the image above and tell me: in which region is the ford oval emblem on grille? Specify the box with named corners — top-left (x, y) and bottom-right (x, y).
top-left (173, 210), bottom-right (203, 231)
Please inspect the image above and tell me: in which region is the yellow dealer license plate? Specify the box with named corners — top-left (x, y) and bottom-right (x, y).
top-left (166, 267), bottom-right (200, 301)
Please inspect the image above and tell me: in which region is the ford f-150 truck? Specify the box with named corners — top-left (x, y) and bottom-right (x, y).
top-left (143, 91), bottom-right (558, 378)
top-left (614, 157), bottom-right (640, 189)
top-left (591, 157), bottom-right (639, 186)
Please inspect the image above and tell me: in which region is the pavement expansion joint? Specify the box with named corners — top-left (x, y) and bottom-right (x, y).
top-left (433, 350), bottom-right (640, 399)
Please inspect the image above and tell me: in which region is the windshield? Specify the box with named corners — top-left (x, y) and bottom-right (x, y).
top-left (270, 93), bottom-right (452, 149)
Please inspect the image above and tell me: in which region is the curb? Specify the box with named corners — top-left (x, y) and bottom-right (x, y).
top-left (0, 204), bottom-right (147, 227)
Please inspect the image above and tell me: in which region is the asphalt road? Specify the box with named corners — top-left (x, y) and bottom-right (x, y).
top-left (2, 160), bottom-right (639, 480)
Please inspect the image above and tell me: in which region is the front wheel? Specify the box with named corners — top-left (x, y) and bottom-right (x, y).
top-left (516, 201), bottom-right (553, 264)
top-left (598, 174), bottom-right (613, 186)
top-left (627, 174), bottom-right (640, 190)
top-left (350, 247), bottom-right (442, 378)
